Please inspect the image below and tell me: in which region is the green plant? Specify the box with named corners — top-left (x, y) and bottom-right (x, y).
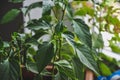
top-left (0, 0), bottom-right (101, 80)
top-left (25, 0), bottom-right (100, 79)
top-left (0, 32), bottom-right (30, 80)
top-left (73, 0), bottom-right (120, 76)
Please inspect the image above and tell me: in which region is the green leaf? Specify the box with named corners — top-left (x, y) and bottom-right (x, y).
top-left (53, 0), bottom-right (68, 4)
top-left (106, 15), bottom-right (120, 26)
top-left (3, 42), bottom-right (10, 48)
top-left (27, 19), bottom-right (50, 31)
top-left (26, 56), bottom-right (38, 74)
top-left (55, 22), bottom-right (64, 34)
top-left (61, 43), bottom-right (74, 60)
top-left (92, 33), bottom-right (104, 48)
top-left (109, 40), bottom-right (120, 54)
top-left (72, 56), bottom-right (85, 80)
top-left (27, 47), bottom-right (37, 56)
top-left (41, 15), bottom-right (52, 24)
top-left (0, 59), bottom-right (20, 80)
top-left (76, 44), bottom-right (99, 75)
top-left (26, 37), bottom-right (39, 46)
top-left (32, 30), bottom-right (47, 40)
top-left (1, 9), bottom-right (20, 24)
top-left (75, 7), bottom-right (94, 16)
top-left (0, 38), bottom-right (3, 50)
top-left (100, 53), bottom-right (114, 63)
top-left (104, 0), bottom-right (115, 6)
top-left (99, 61), bottom-right (112, 76)
top-left (73, 19), bottom-right (92, 48)
top-left (35, 42), bottom-right (54, 73)
top-left (62, 31), bottom-right (75, 45)
top-left (55, 60), bottom-right (75, 80)
top-left (66, 3), bottom-right (73, 19)
top-left (99, 53), bottom-right (119, 71)
top-left (42, 2), bottom-right (52, 16)
top-left (63, 32), bottom-right (99, 75)
top-left (9, 0), bottom-right (24, 3)
top-left (75, 8), bottom-right (86, 16)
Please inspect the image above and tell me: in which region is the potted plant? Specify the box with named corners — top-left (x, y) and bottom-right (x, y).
top-left (24, 0), bottom-right (100, 79)
top-left (0, 0), bottom-right (101, 80)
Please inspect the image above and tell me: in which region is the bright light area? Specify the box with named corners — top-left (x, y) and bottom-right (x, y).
top-left (102, 32), bottom-right (120, 61)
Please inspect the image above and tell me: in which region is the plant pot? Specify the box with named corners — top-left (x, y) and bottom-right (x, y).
top-left (41, 64), bottom-right (59, 80)
top-left (20, 64), bottom-right (59, 80)
top-left (21, 65), bottom-right (36, 80)
top-left (21, 65), bottom-right (95, 80)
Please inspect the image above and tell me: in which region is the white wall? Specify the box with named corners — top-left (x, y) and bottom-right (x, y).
top-left (23, 0), bottom-right (42, 33)
top-left (23, 0), bottom-right (42, 20)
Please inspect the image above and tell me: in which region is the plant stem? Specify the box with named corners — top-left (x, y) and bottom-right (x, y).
top-left (52, 57), bottom-right (55, 80)
top-left (58, 38), bottom-right (62, 60)
top-left (20, 65), bottom-right (23, 80)
top-left (40, 74), bottom-right (43, 80)
top-left (28, 12), bottom-right (31, 21)
top-left (51, 39), bottom-right (58, 80)
top-left (99, 6), bottom-right (102, 33)
top-left (18, 51), bottom-right (23, 80)
top-left (52, 8), bottom-right (58, 20)
top-left (17, 41), bottom-right (23, 80)
top-left (51, 1), bottom-right (67, 80)
top-left (61, 4), bottom-right (66, 21)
